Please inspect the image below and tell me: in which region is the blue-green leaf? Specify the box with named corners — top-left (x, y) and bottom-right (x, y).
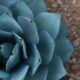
top-left (0, 0), bottom-right (19, 7)
top-left (17, 16), bottom-right (39, 44)
top-left (0, 70), bottom-right (10, 79)
top-left (13, 32), bottom-right (27, 60)
top-left (9, 64), bottom-right (29, 80)
top-left (58, 21), bottom-right (68, 37)
top-left (38, 31), bottom-right (55, 64)
top-left (0, 5), bottom-right (12, 16)
top-left (0, 30), bottom-right (13, 42)
top-left (47, 55), bottom-right (67, 80)
top-left (0, 14), bottom-right (23, 35)
top-left (54, 36), bottom-right (73, 63)
top-left (23, 0), bottom-right (47, 16)
top-left (25, 67), bottom-right (48, 80)
top-left (28, 44), bottom-right (42, 75)
top-left (36, 12), bottom-right (61, 39)
top-left (21, 39), bottom-right (27, 60)
top-left (6, 43), bottom-right (20, 71)
top-left (1, 43), bottom-right (13, 60)
top-left (10, 1), bottom-right (34, 19)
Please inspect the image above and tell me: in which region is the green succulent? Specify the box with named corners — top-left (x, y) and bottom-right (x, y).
top-left (0, 0), bottom-right (73, 80)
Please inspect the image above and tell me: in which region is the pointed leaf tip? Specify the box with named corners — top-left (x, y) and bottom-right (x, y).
top-left (36, 12), bottom-right (61, 39)
top-left (10, 64), bottom-right (29, 80)
top-left (47, 55), bottom-right (67, 80)
top-left (23, 0), bottom-right (47, 16)
top-left (0, 14), bottom-right (23, 36)
top-left (17, 16), bottom-right (39, 44)
top-left (28, 44), bottom-right (42, 75)
top-left (13, 32), bottom-right (27, 60)
top-left (55, 37), bottom-right (74, 63)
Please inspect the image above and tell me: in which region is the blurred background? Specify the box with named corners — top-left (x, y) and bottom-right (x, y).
top-left (45, 0), bottom-right (80, 80)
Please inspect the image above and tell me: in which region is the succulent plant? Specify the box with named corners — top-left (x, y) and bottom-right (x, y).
top-left (0, 0), bottom-right (73, 80)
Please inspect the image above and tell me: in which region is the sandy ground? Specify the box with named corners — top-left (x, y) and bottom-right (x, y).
top-left (45, 0), bottom-right (80, 80)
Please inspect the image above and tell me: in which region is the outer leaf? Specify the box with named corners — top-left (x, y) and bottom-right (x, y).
top-left (0, 30), bottom-right (13, 42)
top-left (23, 0), bottom-right (47, 16)
top-left (27, 44), bottom-right (42, 75)
top-left (0, 0), bottom-right (19, 7)
top-left (1, 43), bottom-right (13, 60)
top-left (25, 67), bottom-right (48, 80)
top-left (58, 21), bottom-right (68, 37)
top-left (38, 31), bottom-right (55, 64)
top-left (54, 36), bottom-right (73, 63)
top-left (9, 64), bottom-right (29, 80)
top-left (6, 43), bottom-right (20, 71)
top-left (10, 1), bottom-right (34, 19)
top-left (35, 12), bottom-right (61, 39)
top-left (0, 14), bottom-right (23, 35)
top-left (0, 5), bottom-right (12, 16)
top-left (0, 70), bottom-right (10, 79)
top-left (47, 55), bottom-right (67, 80)
top-left (17, 16), bottom-right (39, 44)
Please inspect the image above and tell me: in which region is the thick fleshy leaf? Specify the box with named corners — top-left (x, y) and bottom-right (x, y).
top-left (9, 64), bottom-right (29, 80)
top-left (58, 21), bottom-right (68, 37)
top-left (0, 70), bottom-right (10, 79)
top-left (6, 43), bottom-right (20, 71)
top-left (0, 30), bottom-right (13, 42)
top-left (0, 0), bottom-right (19, 7)
top-left (35, 12), bottom-right (61, 39)
top-left (25, 67), bottom-right (48, 80)
top-left (13, 32), bottom-right (27, 60)
top-left (1, 43), bottom-right (13, 60)
top-left (54, 36), bottom-right (73, 63)
top-left (0, 14), bottom-right (23, 35)
top-left (0, 43), bottom-right (13, 65)
top-left (0, 5), bottom-right (12, 16)
top-left (47, 55), bottom-right (67, 80)
top-left (23, 0), bottom-right (47, 16)
top-left (38, 31), bottom-right (55, 64)
top-left (10, 0), bottom-right (34, 19)
top-left (17, 16), bottom-right (39, 44)
top-left (28, 44), bottom-right (42, 75)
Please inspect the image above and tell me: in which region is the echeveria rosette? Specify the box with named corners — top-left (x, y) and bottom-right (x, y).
top-left (0, 0), bottom-right (73, 80)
